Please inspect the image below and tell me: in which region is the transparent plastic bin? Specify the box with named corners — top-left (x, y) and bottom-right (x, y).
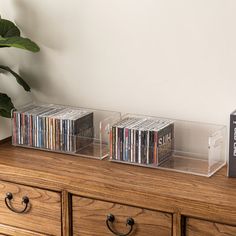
top-left (110, 114), bottom-right (227, 177)
top-left (12, 103), bottom-right (121, 159)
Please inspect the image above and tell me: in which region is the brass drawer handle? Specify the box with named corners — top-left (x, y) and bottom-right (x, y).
top-left (5, 192), bottom-right (29, 214)
top-left (106, 213), bottom-right (135, 236)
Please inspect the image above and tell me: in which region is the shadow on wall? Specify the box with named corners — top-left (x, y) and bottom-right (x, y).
top-left (0, 117), bottom-right (11, 139)
top-left (11, 0), bottom-right (69, 101)
top-left (17, 49), bottom-right (65, 102)
top-left (12, 0), bottom-right (65, 50)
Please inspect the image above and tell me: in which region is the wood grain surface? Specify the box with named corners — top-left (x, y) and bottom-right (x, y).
top-left (0, 223), bottom-right (48, 236)
top-left (173, 212), bottom-right (182, 236)
top-left (72, 196), bottom-right (172, 236)
top-left (186, 218), bottom-right (236, 236)
top-left (62, 190), bottom-right (71, 236)
top-left (0, 180), bottom-right (61, 235)
top-left (0, 139), bottom-right (236, 235)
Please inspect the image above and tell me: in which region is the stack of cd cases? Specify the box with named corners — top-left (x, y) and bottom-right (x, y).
top-left (12, 103), bottom-right (94, 153)
top-left (110, 115), bottom-right (174, 166)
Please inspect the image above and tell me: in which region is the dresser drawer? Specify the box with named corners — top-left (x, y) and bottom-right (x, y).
top-left (186, 218), bottom-right (236, 236)
top-left (0, 180), bottom-right (61, 236)
top-left (72, 196), bottom-right (172, 236)
top-left (0, 223), bottom-right (48, 236)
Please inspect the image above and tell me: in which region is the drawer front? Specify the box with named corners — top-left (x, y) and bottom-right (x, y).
top-left (0, 180), bottom-right (61, 236)
top-left (186, 218), bottom-right (236, 236)
top-left (72, 196), bottom-right (172, 236)
top-left (0, 223), bottom-right (48, 236)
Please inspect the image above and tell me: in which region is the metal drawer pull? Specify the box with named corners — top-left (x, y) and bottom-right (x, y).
top-left (5, 192), bottom-right (29, 214)
top-left (106, 213), bottom-right (135, 236)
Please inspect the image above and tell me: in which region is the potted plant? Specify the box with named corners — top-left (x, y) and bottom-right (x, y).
top-left (0, 15), bottom-right (39, 118)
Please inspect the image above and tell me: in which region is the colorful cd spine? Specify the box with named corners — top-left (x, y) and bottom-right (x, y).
top-left (111, 117), bottom-right (174, 166)
top-left (12, 105), bottom-right (94, 153)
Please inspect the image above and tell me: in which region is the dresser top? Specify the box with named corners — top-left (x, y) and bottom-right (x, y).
top-left (0, 138), bottom-right (235, 225)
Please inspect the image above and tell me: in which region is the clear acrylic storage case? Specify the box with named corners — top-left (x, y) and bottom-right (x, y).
top-left (12, 103), bottom-right (121, 159)
top-left (110, 114), bottom-right (227, 177)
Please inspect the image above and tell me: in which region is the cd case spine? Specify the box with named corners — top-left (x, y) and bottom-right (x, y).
top-left (110, 116), bottom-right (174, 167)
top-left (12, 104), bottom-right (94, 153)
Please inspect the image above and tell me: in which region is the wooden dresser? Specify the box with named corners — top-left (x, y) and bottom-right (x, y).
top-left (0, 138), bottom-right (235, 236)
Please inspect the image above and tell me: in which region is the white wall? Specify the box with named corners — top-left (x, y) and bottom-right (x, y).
top-left (0, 0), bottom-right (236, 140)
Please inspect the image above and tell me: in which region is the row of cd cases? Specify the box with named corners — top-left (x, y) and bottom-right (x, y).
top-left (11, 102), bottom-right (227, 177)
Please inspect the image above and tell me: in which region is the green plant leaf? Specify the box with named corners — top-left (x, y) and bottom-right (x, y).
top-left (0, 19), bottom-right (20, 37)
top-left (0, 65), bottom-right (31, 91)
top-left (0, 93), bottom-right (14, 118)
top-left (0, 109), bottom-right (12, 118)
top-left (0, 36), bottom-right (40, 52)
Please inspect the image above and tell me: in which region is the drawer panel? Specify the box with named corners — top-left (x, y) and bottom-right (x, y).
top-left (0, 180), bottom-right (61, 236)
top-left (72, 196), bottom-right (172, 236)
top-left (186, 218), bottom-right (236, 236)
top-left (0, 223), bottom-right (48, 236)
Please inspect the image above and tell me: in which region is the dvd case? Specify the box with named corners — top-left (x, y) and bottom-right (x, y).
top-left (228, 109), bottom-right (236, 177)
